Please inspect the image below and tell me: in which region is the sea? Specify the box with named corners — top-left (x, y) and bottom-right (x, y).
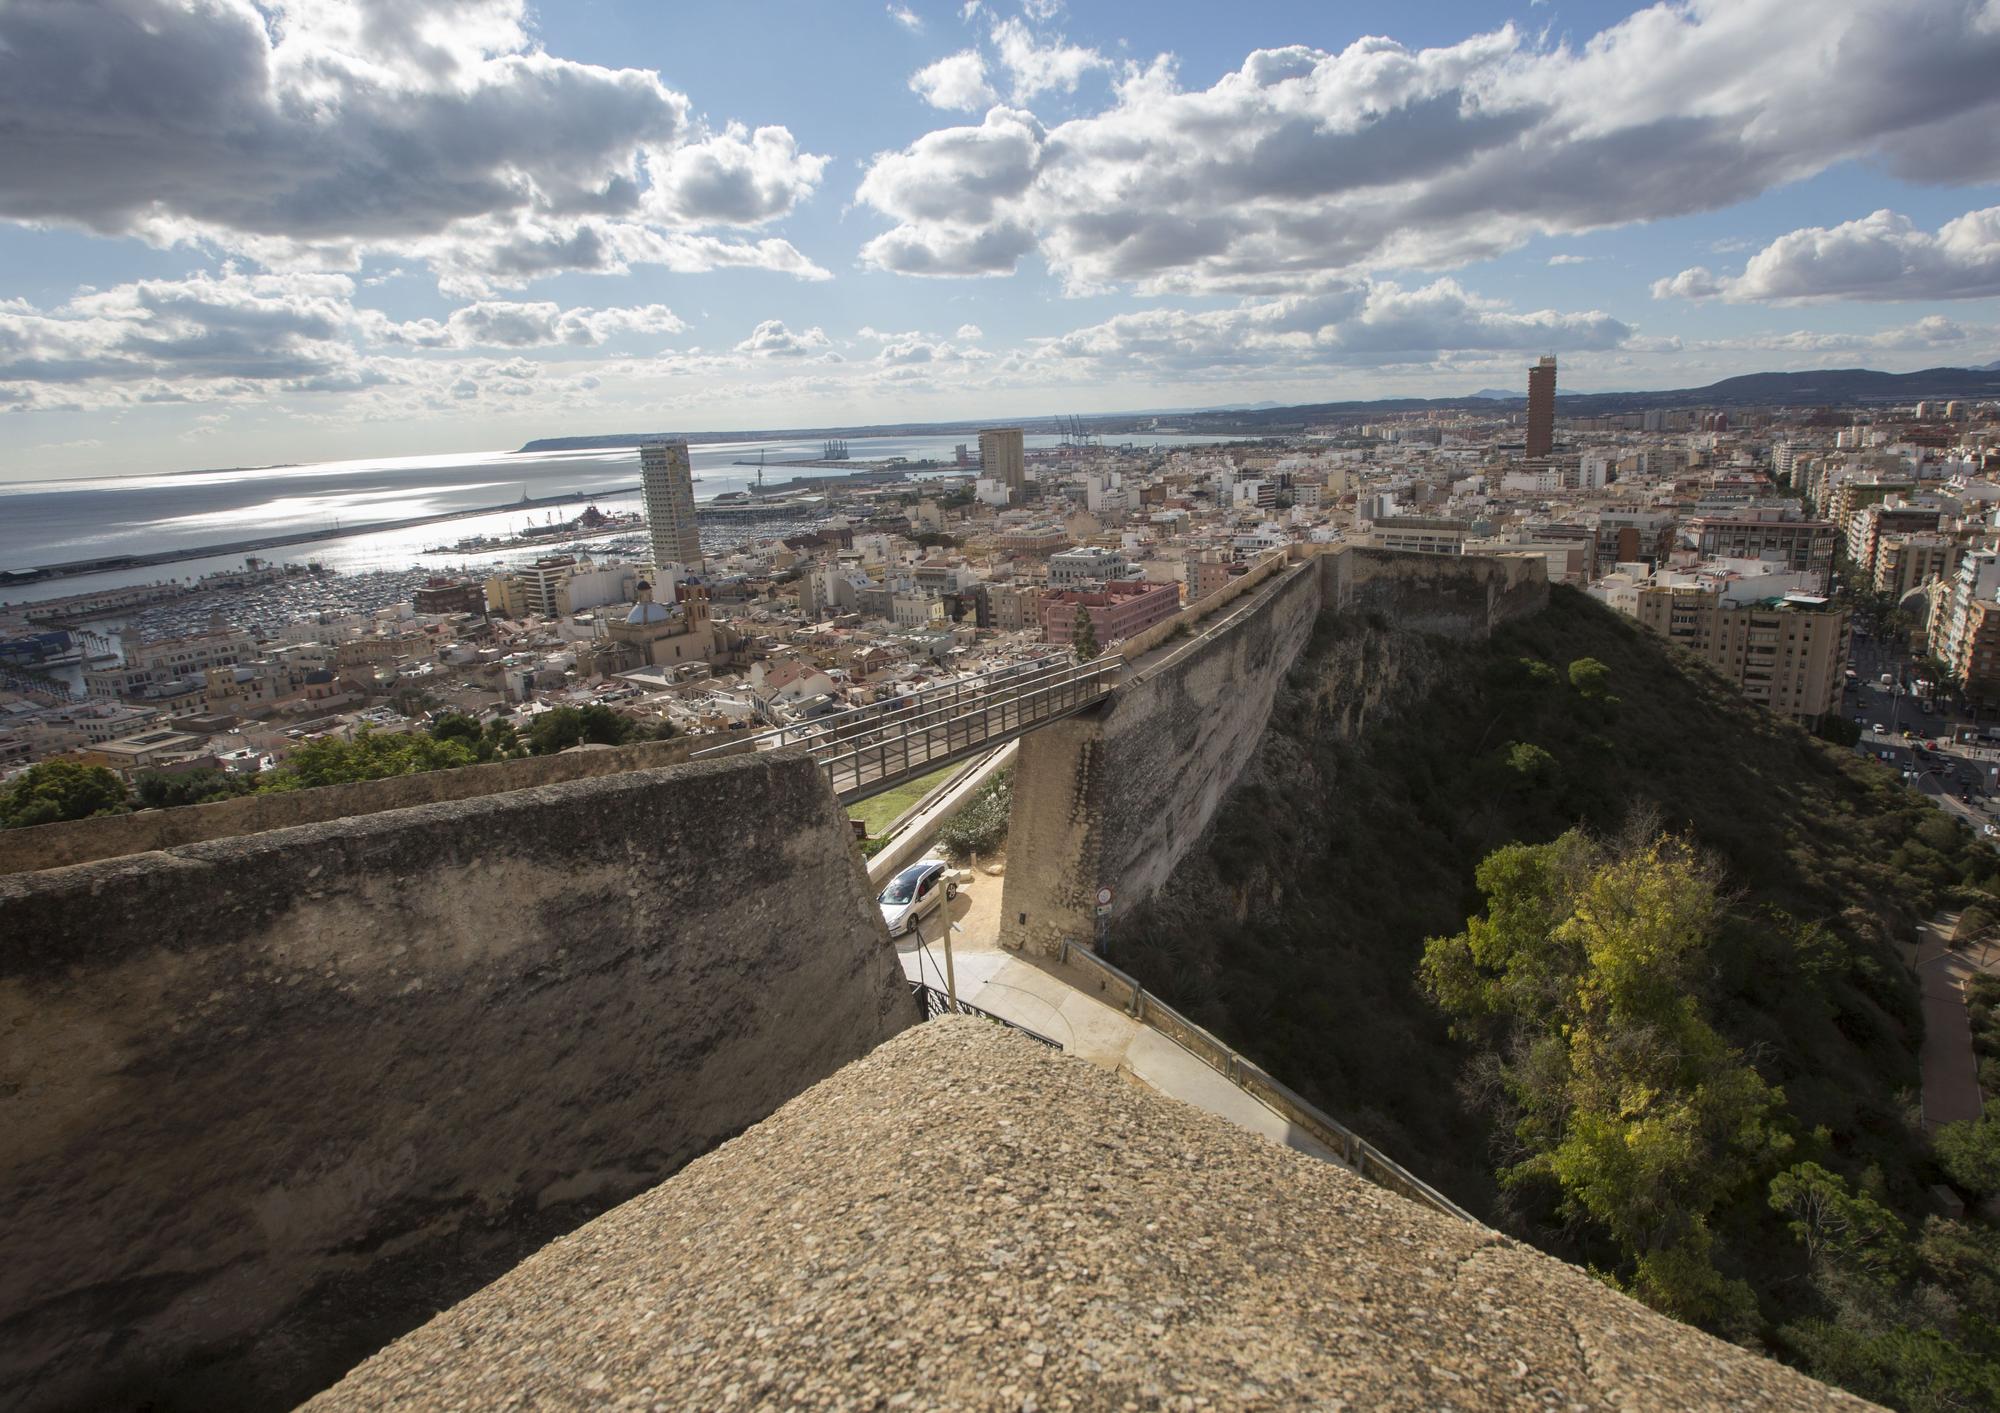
top-left (0, 430), bottom-right (1236, 608)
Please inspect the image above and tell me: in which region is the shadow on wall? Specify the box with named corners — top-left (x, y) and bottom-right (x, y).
top-left (0, 751), bottom-right (913, 1413)
top-left (998, 547), bottom-right (1549, 958)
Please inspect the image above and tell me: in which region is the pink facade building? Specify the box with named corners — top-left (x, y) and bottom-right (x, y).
top-left (1040, 579), bottom-right (1181, 648)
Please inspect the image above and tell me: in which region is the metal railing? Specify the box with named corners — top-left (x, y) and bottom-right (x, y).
top-left (909, 981), bottom-right (1062, 1048)
top-left (1056, 939), bottom-right (1483, 1227)
top-left (693, 654), bottom-right (1122, 802)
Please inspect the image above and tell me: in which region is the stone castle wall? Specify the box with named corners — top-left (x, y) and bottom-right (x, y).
top-left (999, 547), bottom-right (1548, 956)
top-left (0, 751), bottom-right (911, 1412)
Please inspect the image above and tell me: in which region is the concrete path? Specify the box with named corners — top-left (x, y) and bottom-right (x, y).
top-left (896, 868), bottom-right (1340, 1166)
top-left (1909, 913), bottom-right (1988, 1132)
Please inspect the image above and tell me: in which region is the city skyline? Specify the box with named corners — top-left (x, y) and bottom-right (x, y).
top-left (3, 0), bottom-right (2000, 479)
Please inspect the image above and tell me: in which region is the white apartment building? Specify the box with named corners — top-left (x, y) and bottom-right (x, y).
top-left (1048, 546), bottom-right (1129, 589)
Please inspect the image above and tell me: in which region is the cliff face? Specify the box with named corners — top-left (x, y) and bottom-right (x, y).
top-left (1001, 547), bottom-right (1547, 958)
top-left (1134, 612), bottom-right (1454, 931)
top-left (1108, 587), bottom-right (1949, 1223)
top-left (1106, 608), bottom-right (1494, 1203)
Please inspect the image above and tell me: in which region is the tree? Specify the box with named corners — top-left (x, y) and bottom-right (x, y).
top-left (524, 703), bottom-right (643, 755)
top-left (0, 759), bottom-right (130, 829)
top-left (1769, 1162), bottom-right (1913, 1286)
top-left (261, 728), bottom-right (477, 790)
top-left (481, 718), bottom-right (526, 760)
top-left (1567, 656), bottom-right (1614, 702)
top-left (1498, 741), bottom-right (1559, 792)
top-left (1420, 829), bottom-right (1792, 1323)
top-left (133, 767), bottom-right (255, 810)
top-left (429, 712), bottom-right (483, 749)
top-left (1071, 604), bottom-right (1100, 663)
top-left (1934, 1116), bottom-right (2000, 1198)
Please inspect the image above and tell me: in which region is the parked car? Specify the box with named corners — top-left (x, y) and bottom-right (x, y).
top-left (1873, 723), bottom-right (1888, 735)
top-left (877, 858), bottom-right (957, 937)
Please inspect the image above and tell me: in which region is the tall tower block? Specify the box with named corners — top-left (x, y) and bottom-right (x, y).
top-left (640, 438), bottom-right (700, 574)
top-left (979, 427), bottom-right (1027, 504)
top-left (1526, 356), bottom-right (1557, 458)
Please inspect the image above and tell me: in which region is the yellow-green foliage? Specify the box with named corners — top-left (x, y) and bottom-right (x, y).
top-left (1423, 830), bottom-right (1791, 1325)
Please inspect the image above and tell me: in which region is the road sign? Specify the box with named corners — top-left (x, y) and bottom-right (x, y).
top-left (1096, 886), bottom-right (1113, 906)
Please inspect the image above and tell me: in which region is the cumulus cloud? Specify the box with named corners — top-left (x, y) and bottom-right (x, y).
top-left (989, 16), bottom-right (1107, 100)
top-left (367, 300), bottom-right (687, 349)
top-left (405, 221), bottom-right (829, 298)
top-left (734, 320), bottom-right (834, 358)
top-left (856, 2), bottom-right (2000, 291)
top-left (875, 335), bottom-right (988, 367)
top-left (1699, 314), bottom-right (1984, 354)
top-left (910, 50), bottom-right (998, 110)
top-left (857, 106), bottom-right (1044, 276)
top-left (0, 269), bottom-right (707, 419)
top-left (887, 3), bottom-right (922, 31)
top-left (645, 124), bottom-right (829, 228)
top-left (1031, 279), bottom-right (1631, 378)
top-left (0, 0), bottom-right (829, 289)
top-left (1653, 206), bottom-right (2000, 303)
top-left (1547, 254), bottom-right (1594, 267)
top-left (0, 270), bottom-right (365, 388)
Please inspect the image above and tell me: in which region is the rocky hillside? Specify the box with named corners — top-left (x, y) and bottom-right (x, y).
top-left (1113, 589), bottom-right (1993, 1336)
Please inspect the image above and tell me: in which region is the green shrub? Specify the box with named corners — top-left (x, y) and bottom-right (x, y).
top-left (0, 759), bottom-right (129, 829)
top-left (935, 768), bottom-right (1012, 861)
top-left (1935, 1117), bottom-right (2000, 1197)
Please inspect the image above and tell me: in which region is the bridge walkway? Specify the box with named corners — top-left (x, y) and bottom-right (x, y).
top-left (693, 653), bottom-right (1120, 805)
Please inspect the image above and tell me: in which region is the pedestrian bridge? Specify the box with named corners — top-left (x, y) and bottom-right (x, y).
top-left (692, 654), bottom-right (1121, 804)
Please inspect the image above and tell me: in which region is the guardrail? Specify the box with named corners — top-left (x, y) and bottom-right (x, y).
top-left (910, 981), bottom-right (1062, 1049)
top-left (1056, 940), bottom-right (1482, 1226)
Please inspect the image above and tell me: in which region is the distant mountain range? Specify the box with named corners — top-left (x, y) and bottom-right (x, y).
top-left (518, 366), bottom-right (2000, 454)
top-left (1145, 366), bottom-right (2000, 433)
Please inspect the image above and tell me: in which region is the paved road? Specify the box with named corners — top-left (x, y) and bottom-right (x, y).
top-left (1911, 914), bottom-right (1990, 1131)
top-left (1844, 642), bottom-right (2000, 839)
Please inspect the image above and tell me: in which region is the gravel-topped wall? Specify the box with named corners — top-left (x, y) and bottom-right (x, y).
top-left (0, 750), bottom-right (913, 1413)
top-left (309, 1018), bottom-right (1875, 1413)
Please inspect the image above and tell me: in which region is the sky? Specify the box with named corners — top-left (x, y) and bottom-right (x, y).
top-left (3, 0), bottom-right (2000, 479)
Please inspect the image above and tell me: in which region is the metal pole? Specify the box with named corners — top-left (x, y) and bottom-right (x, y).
top-left (943, 909), bottom-right (959, 1013)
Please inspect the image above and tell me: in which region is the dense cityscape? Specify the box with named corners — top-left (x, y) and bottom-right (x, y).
top-left (6, 360), bottom-right (2000, 811)
top-left (10, 1), bottom-right (2000, 1410)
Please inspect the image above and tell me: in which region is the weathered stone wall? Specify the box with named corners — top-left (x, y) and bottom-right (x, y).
top-left (0, 751), bottom-right (912, 1413)
top-left (1326, 544), bottom-right (1549, 635)
top-left (998, 547), bottom-right (1548, 956)
top-left (0, 733), bottom-right (746, 876)
top-left (1000, 560), bottom-right (1323, 955)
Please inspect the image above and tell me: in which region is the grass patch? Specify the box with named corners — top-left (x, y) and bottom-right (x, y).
top-left (848, 763), bottom-right (958, 838)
